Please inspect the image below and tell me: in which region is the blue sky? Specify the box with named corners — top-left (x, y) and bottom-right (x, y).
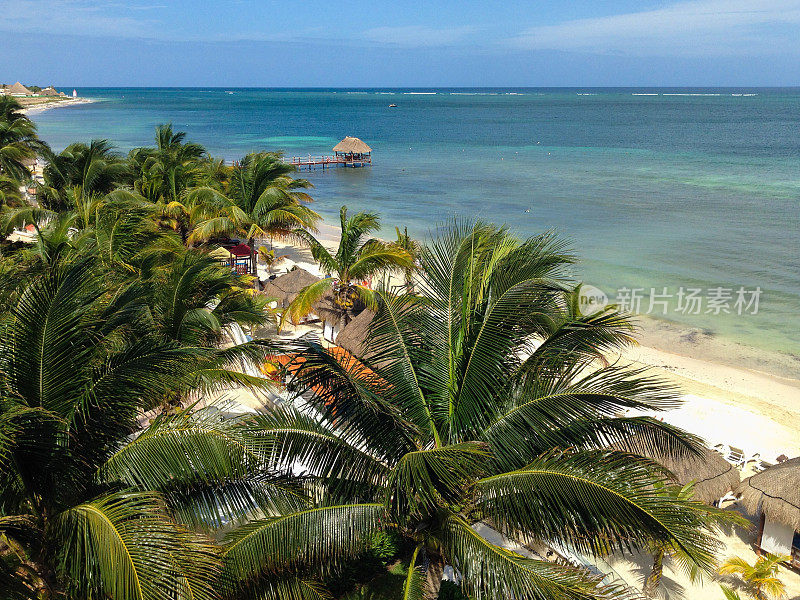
top-left (1, 0), bottom-right (799, 86)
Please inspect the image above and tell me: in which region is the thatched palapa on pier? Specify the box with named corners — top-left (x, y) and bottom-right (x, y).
top-left (333, 136), bottom-right (372, 154)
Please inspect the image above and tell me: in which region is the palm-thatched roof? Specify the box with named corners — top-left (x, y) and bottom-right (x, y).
top-left (40, 86), bottom-right (59, 96)
top-left (333, 137), bottom-right (372, 154)
top-left (738, 457), bottom-right (800, 530)
top-left (312, 290), bottom-right (344, 325)
top-left (261, 268), bottom-right (319, 306)
top-left (335, 309), bottom-right (376, 358)
top-left (8, 82), bottom-right (32, 96)
top-left (614, 435), bottom-right (740, 504)
top-left (209, 246), bottom-right (233, 260)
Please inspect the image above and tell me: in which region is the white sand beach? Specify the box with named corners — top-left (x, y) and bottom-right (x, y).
top-left (21, 97), bottom-right (95, 115)
top-left (262, 224), bottom-right (800, 599)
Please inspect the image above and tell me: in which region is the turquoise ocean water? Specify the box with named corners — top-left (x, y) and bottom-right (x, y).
top-left (31, 88), bottom-right (800, 367)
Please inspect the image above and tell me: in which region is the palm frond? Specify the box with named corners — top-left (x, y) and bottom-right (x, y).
top-left (221, 503), bottom-right (384, 586)
top-left (439, 515), bottom-right (623, 600)
top-left (56, 491), bottom-right (219, 600)
top-left (474, 451), bottom-right (720, 571)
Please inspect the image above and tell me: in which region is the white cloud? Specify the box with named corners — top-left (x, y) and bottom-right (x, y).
top-left (361, 25), bottom-right (475, 48)
top-left (0, 0), bottom-right (159, 37)
top-left (510, 0), bottom-right (800, 56)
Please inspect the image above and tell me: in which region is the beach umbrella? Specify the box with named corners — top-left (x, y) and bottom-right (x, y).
top-left (614, 434), bottom-right (740, 504)
top-left (738, 457), bottom-right (800, 530)
top-left (209, 246), bottom-right (232, 260)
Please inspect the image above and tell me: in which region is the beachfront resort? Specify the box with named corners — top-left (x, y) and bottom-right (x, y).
top-left (1, 91), bottom-right (799, 600)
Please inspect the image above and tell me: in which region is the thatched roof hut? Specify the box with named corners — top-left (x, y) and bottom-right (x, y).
top-left (261, 268), bottom-right (319, 306)
top-left (738, 457), bottom-right (800, 530)
top-left (335, 309), bottom-right (376, 359)
top-left (614, 435), bottom-right (740, 504)
top-left (209, 246), bottom-right (233, 261)
top-left (8, 82), bottom-right (32, 96)
top-left (333, 137), bottom-right (372, 154)
top-left (312, 289), bottom-right (344, 324)
top-left (40, 86), bottom-right (59, 96)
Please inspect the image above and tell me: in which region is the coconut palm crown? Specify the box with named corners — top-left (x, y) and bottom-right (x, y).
top-left (0, 259), bottom-right (222, 599)
top-left (282, 205), bottom-right (414, 325)
top-left (227, 221), bottom-right (723, 600)
top-left (188, 152), bottom-right (320, 263)
top-left (0, 96), bottom-right (48, 181)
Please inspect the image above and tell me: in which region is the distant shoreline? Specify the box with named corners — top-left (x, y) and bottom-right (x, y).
top-left (21, 97), bottom-right (95, 115)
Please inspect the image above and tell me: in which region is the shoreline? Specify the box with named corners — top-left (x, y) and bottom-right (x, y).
top-left (269, 222), bottom-right (800, 459)
top-left (22, 97), bottom-right (96, 115)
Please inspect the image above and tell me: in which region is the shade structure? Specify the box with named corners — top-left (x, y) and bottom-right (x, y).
top-left (334, 308), bottom-right (375, 359)
top-left (332, 137), bottom-right (372, 154)
top-left (229, 243), bottom-right (252, 257)
top-left (7, 82), bottom-right (32, 96)
top-left (209, 246), bottom-right (233, 260)
top-left (614, 434), bottom-right (740, 504)
top-left (260, 268), bottom-right (319, 306)
top-left (738, 457), bottom-right (800, 530)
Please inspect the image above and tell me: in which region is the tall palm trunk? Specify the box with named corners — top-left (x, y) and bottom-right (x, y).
top-left (423, 554), bottom-right (445, 600)
top-left (643, 548), bottom-right (665, 597)
top-left (248, 236), bottom-right (257, 278)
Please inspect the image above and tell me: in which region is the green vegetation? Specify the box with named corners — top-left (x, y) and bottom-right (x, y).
top-left (0, 94), bottom-right (735, 600)
top-left (719, 553), bottom-right (791, 600)
top-left (283, 205), bottom-right (414, 325)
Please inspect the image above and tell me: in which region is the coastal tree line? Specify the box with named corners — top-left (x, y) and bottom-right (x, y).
top-left (0, 95), bottom-right (754, 600)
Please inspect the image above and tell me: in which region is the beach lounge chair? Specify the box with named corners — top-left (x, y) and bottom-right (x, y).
top-left (725, 446), bottom-right (745, 467)
top-left (753, 459), bottom-right (774, 473)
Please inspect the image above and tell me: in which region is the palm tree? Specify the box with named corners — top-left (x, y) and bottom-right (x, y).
top-left (129, 124), bottom-right (208, 205)
top-left (189, 152), bottom-right (320, 271)
top-left (283, 206), bottom-right (414, 325)
top-left (228, 221), bottom-right (723, 600)
top-left (393, 226), bottom-right (421, 294)
top-left (0, 96), bottom-right (48, 181)
top-left (719, 553), bottom-right (790, 600)
top-left (0, 259), bottom-right (222, 599)
top-left (642, 482), bottom-right (747, 597)
top-left (38, 140), bottom-right (129, 212)
top-left (0, 175), bottom-right (23, 207)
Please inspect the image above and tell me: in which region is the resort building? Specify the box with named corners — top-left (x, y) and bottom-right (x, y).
top-left (739, 457), bottom-right (800, 568)
top-left (7, 82), bottom-right (33, 97)
top-left (40, 86), bottom-right (59, 96)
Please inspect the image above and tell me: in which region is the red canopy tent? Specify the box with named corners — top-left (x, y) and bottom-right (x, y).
top-left (227, 244), bottom-right (252, 274)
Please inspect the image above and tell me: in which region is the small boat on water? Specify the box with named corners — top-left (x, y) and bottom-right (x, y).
top-left (388, 104), bottom-right (397, 108)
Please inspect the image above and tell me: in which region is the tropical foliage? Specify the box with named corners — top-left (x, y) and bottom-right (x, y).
top-left (283, 205), bottom-right (414, 325)
top-left (0, 258), bottom-right (274, 600)
top-left (0, 96), bottom-right (47, 182)
top-left (0, 103), bottom-right (733, 600)
top-left (247, 221), bottom-right (727, 600)
top-left (642, 482), bottom-right (747, 597)
top-left (719, 553), bottom-right (790, 600)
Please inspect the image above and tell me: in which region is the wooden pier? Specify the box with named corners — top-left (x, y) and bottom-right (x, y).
top-left (288, 154), bottom-right (372, 170)
top-left (288, 136), bottom-right (373, 171)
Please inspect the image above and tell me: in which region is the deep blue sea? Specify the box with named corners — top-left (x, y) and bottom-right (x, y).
top-left (31, 88), bottom-right (800, 367)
